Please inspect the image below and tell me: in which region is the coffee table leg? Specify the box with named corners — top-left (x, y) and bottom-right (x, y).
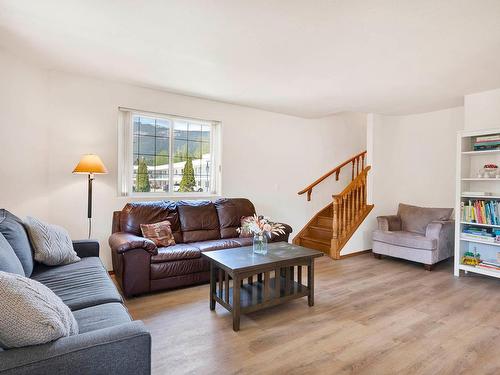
top-left (307, 260), bottom-right (314, 307)
top-left (209, 262), bottom-right (216, 310)
top-left (232, 276), bottom-right (241, 331)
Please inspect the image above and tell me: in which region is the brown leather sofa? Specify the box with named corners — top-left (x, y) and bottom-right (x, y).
top-left (109, 198), bottom-right (292, 297)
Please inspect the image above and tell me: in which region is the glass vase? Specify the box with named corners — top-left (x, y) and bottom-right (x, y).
top-left (253, 233), bottom-right (268, 255)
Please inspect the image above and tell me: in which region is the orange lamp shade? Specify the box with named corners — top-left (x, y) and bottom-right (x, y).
top-left (72, 154), bottom-right (108, 174)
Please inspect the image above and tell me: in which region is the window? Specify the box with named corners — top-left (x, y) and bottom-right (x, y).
top-left (119, 109), bottom-right (221, 196)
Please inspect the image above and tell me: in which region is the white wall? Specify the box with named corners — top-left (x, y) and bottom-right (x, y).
top-left (464, 88), bottom-right (500, 130)
top-left (342, 108), bottom-right (464, 255)
top-left (372, 107), bottom-right (463, 215)
top-left (0, 51), bottom-right (50, 219)
top-left (0, 50), bottom-right (367, 269)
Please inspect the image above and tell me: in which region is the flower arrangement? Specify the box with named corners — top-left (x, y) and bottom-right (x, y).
top-left (238, 214), bottom-right (286, 237)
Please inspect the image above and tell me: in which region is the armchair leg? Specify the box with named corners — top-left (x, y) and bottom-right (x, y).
top-left (373, 253), bottom-right (382, 259)
top-left (423, 264), bottom-right (433, 271)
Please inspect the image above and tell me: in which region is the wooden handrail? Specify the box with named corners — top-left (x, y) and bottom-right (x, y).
top-left (298, 150), bottom-right (367, 201)
top-left (333, 166), bottom-right (371, 198)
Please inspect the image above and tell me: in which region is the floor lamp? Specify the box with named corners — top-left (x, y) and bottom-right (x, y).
top-left (72, 154), bottom-right (108, 239)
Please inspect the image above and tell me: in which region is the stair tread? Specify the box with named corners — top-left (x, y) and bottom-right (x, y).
top-left (301, 235), bottom-right (331, 245)
top-left (309, 225), bottom-right (332, 232)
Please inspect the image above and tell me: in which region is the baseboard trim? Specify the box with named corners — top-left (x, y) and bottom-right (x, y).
top-left (339, 249), bottom-right (372, 259)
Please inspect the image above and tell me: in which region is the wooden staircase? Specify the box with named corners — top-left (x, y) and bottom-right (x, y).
top-left (293, 151), bottom-right (374, 259)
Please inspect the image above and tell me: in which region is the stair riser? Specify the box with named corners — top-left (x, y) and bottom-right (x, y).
top-left (300, 238), bottom-right (331, 253)
top-left (316, 217), bottom-right (332, 227)
top-left (307, 227), bottom-right (333, 240)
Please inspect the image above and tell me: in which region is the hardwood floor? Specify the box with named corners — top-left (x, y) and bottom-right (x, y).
top-left (124, 254), bottom-right (500, 375)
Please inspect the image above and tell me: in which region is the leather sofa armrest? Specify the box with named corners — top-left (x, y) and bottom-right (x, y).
top-left (376, 215), bottom-right (402, 231)
top-left (72, 240), bottom-right (100, 258)
top-left (109, 232), bottom-right (157, 255)
top-left (269, 223), bottom-right (293, 243)
top-left (425, 220), bottom-right (454, 239)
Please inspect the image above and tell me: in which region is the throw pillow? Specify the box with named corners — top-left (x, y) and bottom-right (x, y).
top-left (239, 216), bottom-right (254, 238)
top-left (140, 220), bottom-right (176, 247)
top-left (24, 217), bottom-right (80, 266)
top-left (0, 233), bottom-right (25, 276)
top-left (0, 209), bottom-right (34, 277)
top-left (0, 271), bottom-right (78, 348)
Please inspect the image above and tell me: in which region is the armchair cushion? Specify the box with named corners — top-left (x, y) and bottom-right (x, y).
top-left (373, 230), bottom-right (436, 250)
top-left (109, 232), bottom-right (157, 255)
top-left (376, 215), bottom-right (402, 231)
top-left (397, 203), bottom-right (453, 235)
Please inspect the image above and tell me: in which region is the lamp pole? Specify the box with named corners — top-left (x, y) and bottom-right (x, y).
top-left (87, 173), bottom-right (94, 239)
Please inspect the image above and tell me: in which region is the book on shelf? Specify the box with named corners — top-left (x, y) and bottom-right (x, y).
top-left (481, 259), bottom-right (500, 267)
top-left (461, 233), bottom-right (495, 243)
top-left (462, 191), bottom-right (493, 197)
top-left (461, 199), bottom-right (500, 225)
top-left (474, 145), bottom-right (500, 151)
top-left (476, 263), bottom-right (500, 271)
top-left (475, 134), bottom-right (500, 142)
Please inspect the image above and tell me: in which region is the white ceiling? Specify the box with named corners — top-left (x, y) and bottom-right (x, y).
top-left (1, 0), bottom-right (500, 118)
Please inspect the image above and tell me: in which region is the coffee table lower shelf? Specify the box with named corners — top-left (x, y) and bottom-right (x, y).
top-left (213, 276), bottom-right (310, 315)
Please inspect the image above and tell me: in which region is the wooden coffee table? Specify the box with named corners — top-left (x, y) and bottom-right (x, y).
top-left (202, 242), bottom-right (324, 331)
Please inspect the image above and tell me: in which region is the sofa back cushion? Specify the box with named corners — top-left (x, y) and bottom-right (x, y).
top-left (119, 201), bottom-right (182, 243)
top-left (0, 233), bottom-right (25, 276)
top-left (0, 210), bottom-right (34, 277)
top-left (177, 201), bottom-right (221, 243)
top-left (397, 203), bottom-right (453, 235)
top-left (214, 198), bottom-right (256, 238)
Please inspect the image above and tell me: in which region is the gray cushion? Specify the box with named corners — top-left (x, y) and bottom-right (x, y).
top-left (31, 257), bottom-right (122, 311)
top-left (373, 229), bottom-right (437, 250)
top-left (24, 216), bottom-right (80, 266)
top-left (0, 271), bottom-right (78, 349)
top-left (73, 303), bottom-right (131, 334)
top-left (0, 233), bottom-right (24, 275)
top-left (397, 203), bottom-right (453, 235)
top-left (0, 209), bottom-right (34, 277)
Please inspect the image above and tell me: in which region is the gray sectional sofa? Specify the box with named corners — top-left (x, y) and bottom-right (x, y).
top-left (0, 211), bottom-right (151, 375)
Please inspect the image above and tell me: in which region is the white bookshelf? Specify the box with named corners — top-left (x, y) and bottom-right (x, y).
top-left (455, 128), bottom-right (500, 278)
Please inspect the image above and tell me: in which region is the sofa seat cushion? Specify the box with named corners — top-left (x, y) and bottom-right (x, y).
top-left (31, 257), bottom-right (122, 311)
top-left (151, 244), bottom-right (201, 263)
top-left (150, 258), bottom-right (206, 279)
top-left (189, 239), bottom-right (247, 252)
top-left (73, 303), bottom-right (131, 334)
top-left (373, 230), bottom-right (437, 251)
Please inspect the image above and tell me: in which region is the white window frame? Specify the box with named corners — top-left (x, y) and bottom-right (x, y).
top-left (118, 108), bottom-right (222, 198)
